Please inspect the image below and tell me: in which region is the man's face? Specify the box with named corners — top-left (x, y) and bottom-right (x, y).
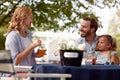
top-left (79, 20), bottom-right (91, 37)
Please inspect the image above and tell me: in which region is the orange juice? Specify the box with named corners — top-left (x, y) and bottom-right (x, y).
top-left (35, 49), bottom-right (46, 57)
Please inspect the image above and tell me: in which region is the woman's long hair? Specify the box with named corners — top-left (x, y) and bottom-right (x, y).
top-left (4, 6), bottom-right (32, 37)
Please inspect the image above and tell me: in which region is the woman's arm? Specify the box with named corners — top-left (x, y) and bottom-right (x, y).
top-left (15, 40), bottom-right (41, 65)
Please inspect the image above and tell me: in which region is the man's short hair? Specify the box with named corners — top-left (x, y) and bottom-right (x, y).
top-left (83, 17), bottom-right (98, 33)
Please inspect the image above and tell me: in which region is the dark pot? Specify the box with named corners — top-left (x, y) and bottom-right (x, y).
top-left (60, 50), bottom-right (83, 67)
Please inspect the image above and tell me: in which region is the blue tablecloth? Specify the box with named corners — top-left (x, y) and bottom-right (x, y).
top-left (31, 64), bottom-right (120, 80)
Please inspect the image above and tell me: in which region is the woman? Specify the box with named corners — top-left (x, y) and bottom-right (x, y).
top-left (5, 6), bottom-right (41, 66)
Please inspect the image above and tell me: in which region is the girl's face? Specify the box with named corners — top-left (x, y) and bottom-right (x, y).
top-left (97, 37), bottom-right (111, 51)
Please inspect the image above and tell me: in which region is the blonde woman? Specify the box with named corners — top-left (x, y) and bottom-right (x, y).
top-left (5, 6), bottom-right (41, 66)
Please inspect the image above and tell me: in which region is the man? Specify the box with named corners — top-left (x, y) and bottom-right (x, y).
top-left (76, 17), bottom-right (98, 58)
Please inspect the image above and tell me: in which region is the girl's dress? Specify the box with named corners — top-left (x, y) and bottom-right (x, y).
top-left (95, 51), bottom-right (117, 64)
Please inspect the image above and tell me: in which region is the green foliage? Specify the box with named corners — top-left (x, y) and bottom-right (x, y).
top-left (0, 0), bottom-right (113, 32)
top-left (0, 27), bottom-right (7, 50)
top-left (0, 0), bottom-right (119, 32)
top-left (115, 34), bottom-right (120, 58)
top-left (0, 32), bottom-right (6, 50)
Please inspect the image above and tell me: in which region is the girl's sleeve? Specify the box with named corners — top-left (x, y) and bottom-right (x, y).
top-left (111, 51), bottom-right (117, 55)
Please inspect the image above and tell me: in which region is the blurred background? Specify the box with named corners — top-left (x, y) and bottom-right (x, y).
top-left (0, 0), bottom-right (120, 62)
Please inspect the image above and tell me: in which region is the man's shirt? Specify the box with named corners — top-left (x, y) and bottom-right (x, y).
top-left (75, 36), bottom-right (98, 58)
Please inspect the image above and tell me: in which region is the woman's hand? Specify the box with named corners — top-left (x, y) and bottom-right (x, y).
top-left (31, 40), bottom-right (42, 48)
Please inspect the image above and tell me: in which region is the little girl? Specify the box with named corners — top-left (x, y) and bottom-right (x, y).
top-left (95, 34), bottom-right (119, 65)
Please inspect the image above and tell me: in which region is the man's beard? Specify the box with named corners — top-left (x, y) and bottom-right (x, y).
top-left (80, 30), bottom-right (90, 37)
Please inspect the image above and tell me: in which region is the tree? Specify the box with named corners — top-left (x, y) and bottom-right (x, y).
top-left (1, 0), bottom-right (119, 32)
top-left (0, 0), bottom-right (120, 32)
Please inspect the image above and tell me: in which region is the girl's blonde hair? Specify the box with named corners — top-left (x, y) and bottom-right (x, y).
top-left (95, 34), bottom-right (117, 51)
top-left (4, 6), bottom-right (32, 36)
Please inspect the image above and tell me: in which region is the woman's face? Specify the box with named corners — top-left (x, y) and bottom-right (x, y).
top-left (24, 14), bottom-right (33, 29)
top-left (97, 37), bottom-right (111, 51)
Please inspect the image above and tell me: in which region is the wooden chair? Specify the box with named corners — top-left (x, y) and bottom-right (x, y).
top-left (0, 50), bottom-right (71, 80)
